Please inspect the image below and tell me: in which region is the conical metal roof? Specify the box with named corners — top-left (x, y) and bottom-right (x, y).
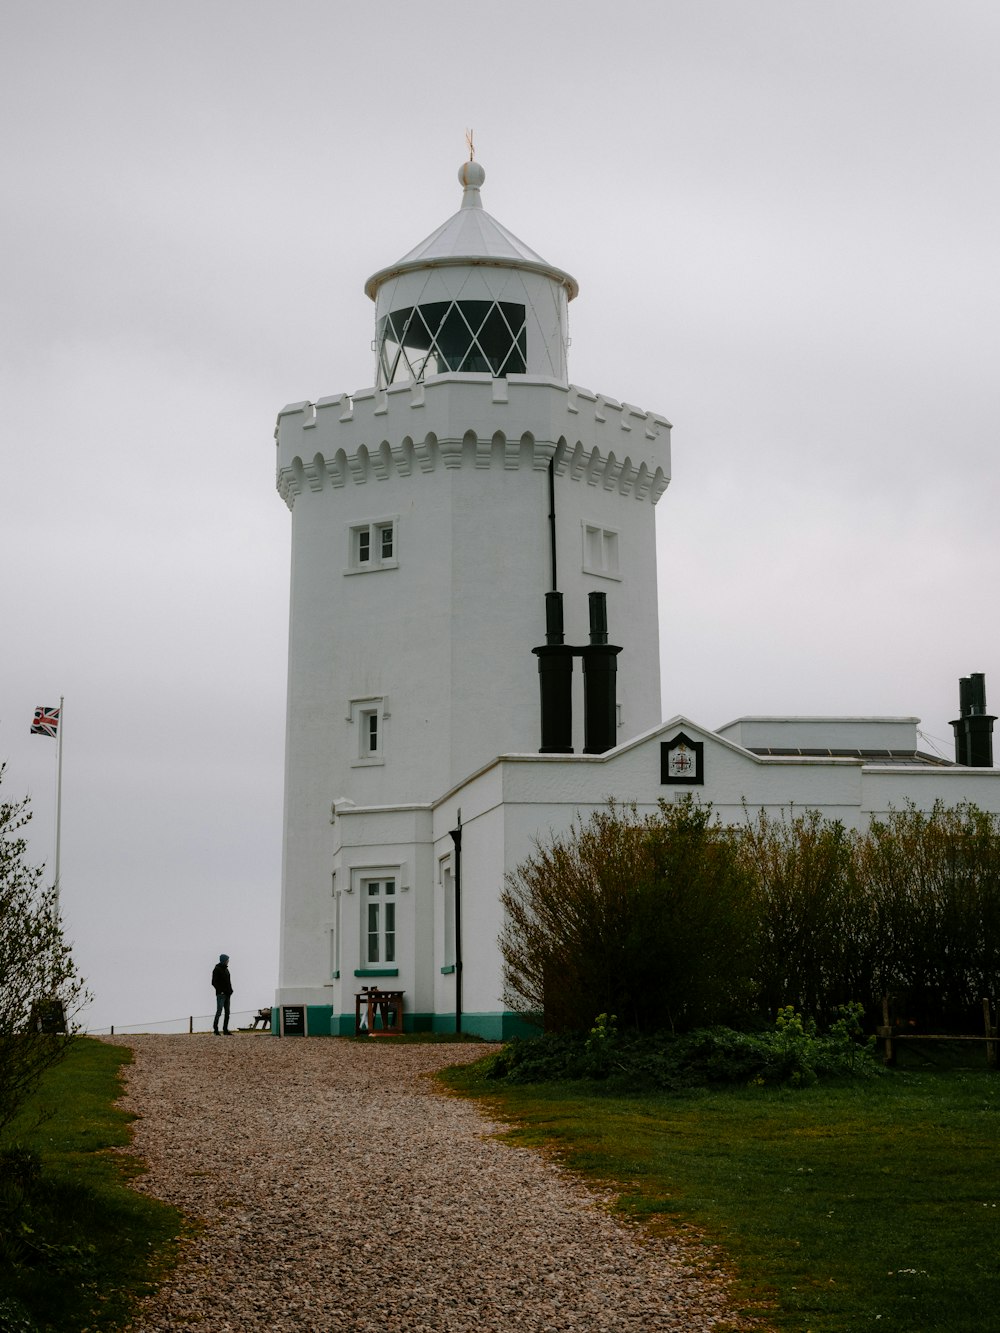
top-left (364, 161), bottom-right (579, 302)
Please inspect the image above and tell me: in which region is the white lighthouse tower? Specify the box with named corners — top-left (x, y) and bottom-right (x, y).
top-left (274, 158), bottom-right (671, 1035)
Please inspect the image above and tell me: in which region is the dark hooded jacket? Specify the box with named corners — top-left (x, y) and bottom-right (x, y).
top-left (211, 962), bottom-right (233, 996)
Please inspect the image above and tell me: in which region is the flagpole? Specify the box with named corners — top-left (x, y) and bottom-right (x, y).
top-left (54, 695), bottom-right (64, 914)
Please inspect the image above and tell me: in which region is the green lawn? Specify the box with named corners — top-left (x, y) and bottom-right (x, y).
top-left (0, 1038), bottom-right (185, 1332)
top-left (441, 1047), bottom-right (1000, 1332)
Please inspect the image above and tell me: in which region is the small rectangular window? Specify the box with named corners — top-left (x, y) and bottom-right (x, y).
top-left (582, 522), bottom-right (621, 579)
top-left (348, 518), bottom-right (398, 573)
top-left (348, 696), bottom-right (388, 765)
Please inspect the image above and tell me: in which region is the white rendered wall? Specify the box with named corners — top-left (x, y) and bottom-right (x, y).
top-left (275, 373), bottom-right (670, 1001)
top-left (424, 720), bottom-right (1000, 1020)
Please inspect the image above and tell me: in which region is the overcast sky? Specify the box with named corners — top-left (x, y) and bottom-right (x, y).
top-left (3, 1), bottom-right (998, 1032)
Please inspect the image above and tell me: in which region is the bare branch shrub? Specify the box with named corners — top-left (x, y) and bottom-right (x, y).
top-left (860, 800), bottom-right (1000, 1027)
top-left (500, 797), bottom-right (757, 1033)
top-left (740, 808), bottom-right (868, 1022)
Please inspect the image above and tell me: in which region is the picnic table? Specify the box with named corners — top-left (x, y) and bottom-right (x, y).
top-left (355, 987), bottom-right (404, 1036)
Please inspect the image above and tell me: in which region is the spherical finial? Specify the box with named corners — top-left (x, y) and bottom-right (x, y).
top-left (458, 160), bottom-right (486, 191)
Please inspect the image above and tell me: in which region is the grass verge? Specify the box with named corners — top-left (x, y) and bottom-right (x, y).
top-left (0, 1037), bottom-right (185, 1332)
top-left (440, 1045), bottom-right (1000, 1332)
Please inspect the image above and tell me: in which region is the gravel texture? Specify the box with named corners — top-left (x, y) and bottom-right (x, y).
top-left (104, 1034), bottom-right (753, 1332)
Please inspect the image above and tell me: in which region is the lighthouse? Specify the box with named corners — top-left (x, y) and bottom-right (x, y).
top-left (274, 157), bottom-right (671, 1035)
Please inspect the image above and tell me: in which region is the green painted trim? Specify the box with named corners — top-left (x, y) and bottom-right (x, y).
top-left (305, 1005), bottom-right (332, 1036)
top-left (294, 1008), bottom-right (537, 1040)
top-left (331, 970), bottom-right (340, 979)
top-left (354, 968), bottom-right (399, 978)
top-left (440, 964), bottom-right (455, 975)
top-left (423, 1012), bottom-right (541, 1040)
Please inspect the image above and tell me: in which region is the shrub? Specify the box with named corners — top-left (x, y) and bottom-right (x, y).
top-left (482, 1005), bottom-right (880, 1090)
top-left (0, 767), bottom-right (89, 1140)
top-left (500, 798), bottom-right (758, 1034)
top-left (859, 801), bottom-right (1000, 1028)
top-left (740, 808), bottom-right (870, 1023)
top-left (501, 792), bottom-right (1000, 1040)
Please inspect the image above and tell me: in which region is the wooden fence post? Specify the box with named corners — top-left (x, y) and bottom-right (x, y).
top-left (876, 994), bottom-right (895, 1065)
top-left (984, 999), bottom-right (997, 1069)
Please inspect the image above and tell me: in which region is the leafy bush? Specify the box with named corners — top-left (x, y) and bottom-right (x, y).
top-left (483, 1006), bottom-right (880, 1090)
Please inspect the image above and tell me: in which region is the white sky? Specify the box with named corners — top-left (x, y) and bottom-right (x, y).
top-left (3, 1), bottom-right (998, 1031)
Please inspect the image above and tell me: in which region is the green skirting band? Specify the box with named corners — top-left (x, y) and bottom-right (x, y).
top-left (271, 1006), bottom-right (537, 1040)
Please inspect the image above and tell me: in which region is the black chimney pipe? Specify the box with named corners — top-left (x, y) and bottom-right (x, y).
top-left (581, 592), bottom-right (622, 755)
top-left (951, 673), bottom-right (996, 767)
top-left (533, 591), bottom-right (574, 753)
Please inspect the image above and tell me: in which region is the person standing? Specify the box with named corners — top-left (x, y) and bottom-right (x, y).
top-left (212, 954), bottom-right (233, 1035)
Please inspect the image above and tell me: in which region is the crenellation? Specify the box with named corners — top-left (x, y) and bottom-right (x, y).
top-left (276, 399), bottom-right (313, 423)
top-left (274, 376), bottom-right (670, 509)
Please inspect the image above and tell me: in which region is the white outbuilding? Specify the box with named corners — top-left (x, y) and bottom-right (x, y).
top-left (273, 159), bottom-right (998, 1038)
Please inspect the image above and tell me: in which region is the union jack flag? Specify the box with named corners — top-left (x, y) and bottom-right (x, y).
top-left (31, 706), bottom-right (60, 738)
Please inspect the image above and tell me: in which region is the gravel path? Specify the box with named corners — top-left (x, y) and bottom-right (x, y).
top-left (105, 1034), bottom-right (752, 1332)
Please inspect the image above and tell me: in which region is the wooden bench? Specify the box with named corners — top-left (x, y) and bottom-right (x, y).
top-left (249, 1007), bottom-right (273, 1031)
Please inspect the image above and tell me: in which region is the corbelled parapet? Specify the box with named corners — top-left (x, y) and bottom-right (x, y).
top-left (274, 374), bottom-right (671, 509)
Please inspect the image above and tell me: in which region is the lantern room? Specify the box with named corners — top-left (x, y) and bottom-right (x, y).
top-left (364, 160), bottom-right (579, 387)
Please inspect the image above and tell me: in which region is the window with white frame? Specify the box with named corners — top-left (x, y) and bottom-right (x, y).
top-left (360, 707), bottom-right (379, 757)
top-left (363, 877), bottom-right (396, 965)
top-left (439, 857), bottom-right (455, 968)
top-left (347, 696), bottom-right (388, 765)
top-left (582, 523), bottom-right (620, 579)
top-left (348, 517), bottom-right (398, 573)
